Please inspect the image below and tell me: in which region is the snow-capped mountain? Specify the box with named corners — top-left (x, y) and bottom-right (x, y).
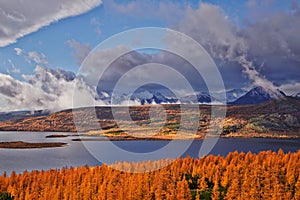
top-left (212, 88), bottom-right (247, 103)
top-left (96, 89), bottom-right (217, 105)
top-left (231, 86), bottom-right (285, 105)
top-left (97, 89), bottom-right (179, 105)
top-left (130, 90), bottom-right (178, 105)
top-left (97, 86), bottom-right (288, 106)
top-left (181, 92), bottom-right (217, 104)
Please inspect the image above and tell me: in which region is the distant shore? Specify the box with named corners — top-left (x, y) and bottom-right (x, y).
top-left (70, 133), bottom-right (300, 141)
top-left (1, 132), bottom-right (300, 142)
top-left (71, 136), bottom-right (199, 141)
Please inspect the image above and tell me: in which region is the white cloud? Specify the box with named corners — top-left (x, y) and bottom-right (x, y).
top-left (0, 0), bottom-right (102, 47)
top-left (0, 66), bottom-right (103, 112)
top-left (14, 47), bottom-right (23, 56)
top-left (90, 17), bottom-right (102, 35)
top-left (26, 51), bottom-right (48, 65)
top-left (7, 59), bottom-right (20, 74)
top-left (176, 3), bottom-right (245, 60)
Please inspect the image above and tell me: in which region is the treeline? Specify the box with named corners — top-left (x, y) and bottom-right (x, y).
top-left (1, 150), bottom-right (300, 200)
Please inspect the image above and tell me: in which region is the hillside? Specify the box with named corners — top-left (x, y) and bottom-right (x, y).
top-left (0, 97), bottom-right (299, 138)
top-left (223, 97), bottom-right (300, 137)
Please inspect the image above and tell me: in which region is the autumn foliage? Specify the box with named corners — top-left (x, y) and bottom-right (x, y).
top-left (0, 150), bottom-right (300, 200)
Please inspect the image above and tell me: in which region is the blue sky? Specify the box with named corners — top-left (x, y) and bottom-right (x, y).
top-left (0, 0), bottom-right (249, 77)
top-left (0, 0), bottom-right (293, 77)
top-left (0, 0), bottom-right (299, 111)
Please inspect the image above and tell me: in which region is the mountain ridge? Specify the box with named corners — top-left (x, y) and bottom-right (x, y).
top-left (98, 86), bottom-right (293, 106)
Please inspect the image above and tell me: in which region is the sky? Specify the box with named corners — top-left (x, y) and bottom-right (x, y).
top-left (0, 0), bottom-right (299, 112)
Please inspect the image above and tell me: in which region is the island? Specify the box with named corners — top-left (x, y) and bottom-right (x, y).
top-left (0, 141), bottom-right (68, 149)
top-left (45, 134), bottom-right (70, 138)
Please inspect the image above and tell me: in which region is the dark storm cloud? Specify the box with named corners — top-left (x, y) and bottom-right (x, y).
top-left (174, 2), bottom-right (300, 92)
top-left (67, 1), bottom-right (299, 94)
top-left (94, 49), bottom-right (211, 94)
top-left (243, 7), bottom-right (300, 85)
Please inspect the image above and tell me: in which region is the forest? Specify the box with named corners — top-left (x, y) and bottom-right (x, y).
top-left (0, 150), bottom-right (300, 200)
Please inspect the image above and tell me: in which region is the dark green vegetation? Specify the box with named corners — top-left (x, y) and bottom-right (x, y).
top-left (0, 97), bottom-right (299, 139)
top-left (0, 192), bottom-right (13, 200)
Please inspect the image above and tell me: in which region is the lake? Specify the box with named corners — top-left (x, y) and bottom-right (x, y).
top-left (0, 131), bottom-right (300, 174)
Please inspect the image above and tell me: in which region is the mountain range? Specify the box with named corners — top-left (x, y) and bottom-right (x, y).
top-left (97, 86), bottom-right (287, 106)
top-left (0, 86), bottom-right (296, 123)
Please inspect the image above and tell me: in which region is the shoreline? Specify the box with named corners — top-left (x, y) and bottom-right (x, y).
top-left (1, 132), bottom-right (299, 141)
top-left (71, 134), bottom-right (300, 141)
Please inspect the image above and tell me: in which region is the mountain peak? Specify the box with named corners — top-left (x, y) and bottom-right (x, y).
top-left (232, 86), bottom-right (285, 105)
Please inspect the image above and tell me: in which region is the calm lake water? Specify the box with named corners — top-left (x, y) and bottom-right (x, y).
top-left (0, 131), bottom-right (300, 174)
